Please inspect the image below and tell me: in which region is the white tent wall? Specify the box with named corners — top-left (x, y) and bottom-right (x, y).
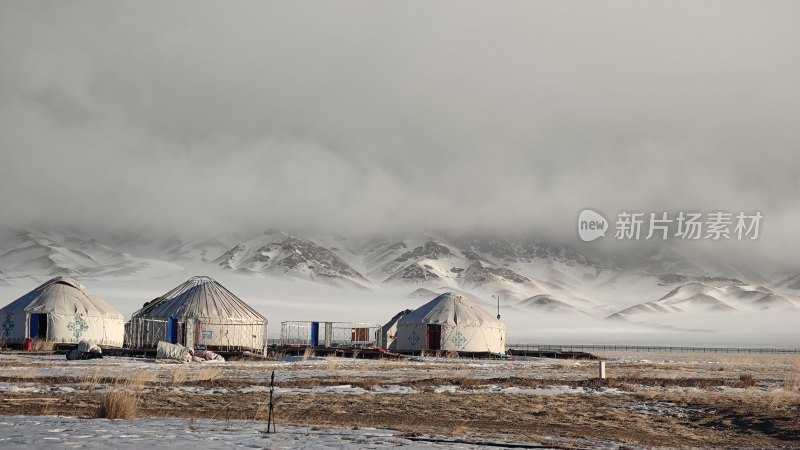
top-left (48, 313), bottom-right (124, 346)
top-left (393, 323), bottom-right (426, 352)
top-left (425, 323), bottom-right (502, 353)
top-left (0, 311), bottom-right (123, 347)
top-left (0, 312), bottom-right (26, 344)
top-left (394, 322), bottom-right (505, 353)
top-left (188, 318), bottom-right (267, 351)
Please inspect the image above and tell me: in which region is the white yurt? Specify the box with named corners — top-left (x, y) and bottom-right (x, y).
top-left (125, 276), bottom-right (267, 353)
top-left (393, 292), bottom-right (506, 354)
top-left (0, 276), bottom-right (124, 347)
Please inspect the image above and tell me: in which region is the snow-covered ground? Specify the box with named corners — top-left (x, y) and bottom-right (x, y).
top-left (0, 353), bottom-right (796, 448)
top-left (0, 353), bottom-right (586, 395)
top-left (0, 415), bottom-right (542, 449)
top-left (1, 353), bottom-right (796, 396)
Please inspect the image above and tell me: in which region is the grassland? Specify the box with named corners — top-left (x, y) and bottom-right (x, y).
top-left (0, 351), bottom-right (797, 448)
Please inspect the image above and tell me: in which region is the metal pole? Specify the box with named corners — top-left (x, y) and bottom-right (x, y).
top-left (267, 370), bottom-right (276, 433)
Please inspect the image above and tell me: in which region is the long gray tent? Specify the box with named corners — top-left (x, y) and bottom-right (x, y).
top-left (124, 276), bottom-right (267, 353)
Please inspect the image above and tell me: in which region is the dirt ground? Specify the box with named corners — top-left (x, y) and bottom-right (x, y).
top-left (0, 352), bottom-right (798, 448)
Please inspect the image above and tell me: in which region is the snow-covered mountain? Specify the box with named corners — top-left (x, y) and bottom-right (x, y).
top-left (776, 273), bottom-right (800, 290)
top-left (0, 229), bottom-right (182, 280)
top-left (214, 230), bottom-right (371, 289)
top-left (162, 235), bottom-right (247, 264)
top-left (654, 273), bottom-right (744, 287)
top-left (1, 227), bottom-right (798, 324)
top-left (621, 243), bottom-right (773, 285)
top-left (607, 282), bottom-right (798, 320)
top-left (0, 230), bottom-right (104, 276)
top-left (517, 294), bottom-right (579, 313)
top-left (365, 238), bottom-right (543, 297)
top-left (349, 235), bottom-right (611, 313)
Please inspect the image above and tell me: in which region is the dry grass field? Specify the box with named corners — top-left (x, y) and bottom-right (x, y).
top-left (0, 351), bottom-right (797, 448)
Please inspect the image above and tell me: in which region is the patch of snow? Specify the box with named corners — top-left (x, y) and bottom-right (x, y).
top-left (370, 385), bottom-right (419, 394)
top-left (281, 355), bottom-right (328, 362)
top-left (53, 386), bottom-right (76, 393)
top-left (433, 385), bottom-right (458, 393)
top-left (0, 415), bottom-right (515, 449)
top-left (0, 382), bottom-right (42, 393)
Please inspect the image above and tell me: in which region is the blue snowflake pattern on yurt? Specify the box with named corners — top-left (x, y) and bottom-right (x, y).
top-left (67, 315), bottom-right (89, 339)
top-left (1, 315), bottom-right (14, 339)
top-left (408, 330), bottom-right (420, 346)
top-left (452, 331), bottom-right (467, 349)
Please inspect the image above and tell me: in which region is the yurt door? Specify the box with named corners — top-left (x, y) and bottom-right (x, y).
top-left (426, 324), bottom-right (441, 350)
top-left (29, 314), bottom-right (48, 340)
top-left (167, 317), bottom-right (178, 344)
top-left (310, 322), bottom-right (320, 347)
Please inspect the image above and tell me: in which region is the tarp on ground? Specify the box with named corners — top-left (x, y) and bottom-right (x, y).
top-left (156, 341), bottom-right (192, 363)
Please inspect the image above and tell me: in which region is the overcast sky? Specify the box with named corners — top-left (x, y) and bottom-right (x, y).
top-left (0, 2), bottom-right (798, 266)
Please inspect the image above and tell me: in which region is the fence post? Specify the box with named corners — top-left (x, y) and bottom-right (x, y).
top-left (598, 361), bottom-right (606, 379)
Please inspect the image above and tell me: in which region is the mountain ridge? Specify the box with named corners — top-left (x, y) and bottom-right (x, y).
top-left (1, 227), bottom-right (798, 325)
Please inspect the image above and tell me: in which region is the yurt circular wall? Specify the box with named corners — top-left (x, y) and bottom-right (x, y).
top-left (394, 321), bottom-right (505, 353)
top-left (126, 316), bottom-right (267, 352)
top-left (393, 293), bottom-right (506, 354)
top-left (125, 276), bottom-right (268, 353)
top-left (0, 277), bottom-right (124, 347)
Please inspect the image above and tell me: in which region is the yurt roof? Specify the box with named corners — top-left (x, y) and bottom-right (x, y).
top-left (132, 276), bottom-right (266, 321)
top-left (383, 309), bottom-right (412, 330)
top-left (0, 276), bottom-right (123, 319)
top-left (399, 292), bottom-right (504, 328)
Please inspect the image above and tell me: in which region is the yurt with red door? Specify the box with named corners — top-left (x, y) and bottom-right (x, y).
top-left (393, 292), bottom-right (506, 354)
